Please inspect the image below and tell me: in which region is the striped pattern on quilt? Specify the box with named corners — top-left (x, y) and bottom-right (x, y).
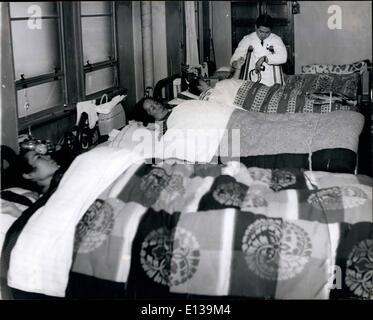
top-left (234, 73), bottom-right (360, 113)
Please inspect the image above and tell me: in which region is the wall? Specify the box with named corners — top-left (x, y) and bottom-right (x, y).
top-left (294, 1), bottom-right (372, 72)
top-left (1, 3), bottom-right (19, 152)
top-left (132, 1), bottom-right (144, 101)
top-left (116, 1), bottom-right (136, 115)
top-left (211, 1), bottom-right (231, 69)
top-left (166, 1), bottom-right (183, 75)
top-left (19, 113), bottom-right (75, 145)
top-left (152, 1), bottom-right (168, 85)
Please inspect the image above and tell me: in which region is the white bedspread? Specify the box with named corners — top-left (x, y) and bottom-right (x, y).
top-left (7, 146), bottom-right (144, 297)
top-left (158, 100), bottom-right (235, 162)
top-left (109, 100), bottom-right (236, 163)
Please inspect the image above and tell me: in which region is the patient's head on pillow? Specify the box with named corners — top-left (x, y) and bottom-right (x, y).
top-left (140, 97), bottom-right (170, 121)
top-left (19, 150), bottom-right (60, 193)
top-left (188, 78), bottom-right (211, 96)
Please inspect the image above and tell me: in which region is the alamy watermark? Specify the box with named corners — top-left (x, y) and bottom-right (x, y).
top-left (327, 5), bottom-right (342, 30)
top-left (125, 126), bottom-right (241, 164)
top-left (27, 4), bottom-right (42, 30)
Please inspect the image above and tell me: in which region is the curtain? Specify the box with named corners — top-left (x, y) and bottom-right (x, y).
top-left (141, 1), bottom-right (154, 90)
top-left (184, 1), bottom-right (199, 67)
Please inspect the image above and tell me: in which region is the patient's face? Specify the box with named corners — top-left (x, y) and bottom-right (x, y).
top-left (197, 80), bottom-right (210, 93)
top-left (24, 151), bottom-right (60, 183)
top-left (143, 99), bottom-right (166, 120)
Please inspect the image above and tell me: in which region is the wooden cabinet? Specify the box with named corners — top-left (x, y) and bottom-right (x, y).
top-left (231, 0), bottom-right (294, 75)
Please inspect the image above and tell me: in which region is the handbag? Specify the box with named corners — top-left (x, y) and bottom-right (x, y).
top-left (76, 112), bottom-right (100, 151)
top-left (97, 94), bottom-right (126, 135)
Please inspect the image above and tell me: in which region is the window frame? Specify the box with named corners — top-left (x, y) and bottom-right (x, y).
top-left (10, 2), bottom-right (68, 130)
top-left (78, 1), bottom-right (119, 100)
top-left (10, 1), bottom-right (120, 131)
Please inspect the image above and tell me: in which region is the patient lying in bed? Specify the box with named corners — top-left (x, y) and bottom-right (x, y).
top-left (1, 150), bottom-right (64, 219)
top-left (136, 80), bottom-right (245, 134)
top-left (189, 77), bottom-right (245, 108)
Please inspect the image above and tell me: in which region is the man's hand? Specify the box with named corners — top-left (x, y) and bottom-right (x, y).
top-left (232, 56), bottom-right (245, 70)
top-left (255, 56), bottom-right (268, 72)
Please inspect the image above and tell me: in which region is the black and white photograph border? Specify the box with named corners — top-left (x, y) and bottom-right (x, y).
top-left (0, 0), bottom-right (372, 313)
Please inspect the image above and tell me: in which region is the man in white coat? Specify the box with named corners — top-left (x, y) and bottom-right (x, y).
top-left (230, 14), bottom-right (288, 86)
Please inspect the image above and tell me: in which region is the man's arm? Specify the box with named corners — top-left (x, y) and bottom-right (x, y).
top-left (230, 35), bottom-right (252, 65)
top-left (266, 36), bottom-right (287, 65)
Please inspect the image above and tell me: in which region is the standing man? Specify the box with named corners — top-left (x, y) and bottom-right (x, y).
top-left (230, 14), bottom-right (287, 86)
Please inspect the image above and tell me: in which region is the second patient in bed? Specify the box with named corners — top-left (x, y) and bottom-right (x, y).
top-left (139, 77), bottom-right (245, 132)
top-left (188, 77), bottom-right (245, 108)
top-left (140, 97), bottom-right (173, 135)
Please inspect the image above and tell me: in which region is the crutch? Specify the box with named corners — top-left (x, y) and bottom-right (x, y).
top-left (239, 46), bottom-right (254, 80)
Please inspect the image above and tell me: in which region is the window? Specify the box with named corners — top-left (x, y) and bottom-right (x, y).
top-left (80, 1), bottom-right (118, 98)
top-left (9, 2), bottom-right (66, 125)
top-left (9, 1), bottom-right (119, 128)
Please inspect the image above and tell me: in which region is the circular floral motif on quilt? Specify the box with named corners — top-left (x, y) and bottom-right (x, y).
top-left (140, 227), bottom-right (200, 286)
top-left (270, 170), bottom-right (297, 192)
top-left (170, 227), bottom-right (200, 286)
top-left (345, 239), bottom-right (373, 299)
top-left (140, 168), bottom-right (170, 202)
top-left (74, 199), bottom-right (115, 254)
top-left (212, 182), bottom-right (247, 207)
top-left (241, 219), bottom-right (312, 281)
top-left (307, 186), bottom-right (368, 211)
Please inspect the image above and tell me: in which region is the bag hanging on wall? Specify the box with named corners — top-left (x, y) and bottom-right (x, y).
top-left (97, 94), bottom-right (127, 136)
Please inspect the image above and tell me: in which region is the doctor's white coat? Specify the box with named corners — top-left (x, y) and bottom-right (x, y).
top-left (230, 32), bottom-right (288, 86)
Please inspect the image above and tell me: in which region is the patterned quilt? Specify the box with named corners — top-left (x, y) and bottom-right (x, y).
top-left (234, 73), bottom-right (360, 113)
top-left (70, 160), bottom-right (373, 299)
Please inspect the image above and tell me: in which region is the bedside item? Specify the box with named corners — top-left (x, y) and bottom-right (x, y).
top-left (76, 100), bottom-right (98, 129)
top-left (19, 137), bottom-right (55, 155)
top-left (97, 94), bottom-right (127, 135)
top-left (76, 112), bottom-right (100, 151)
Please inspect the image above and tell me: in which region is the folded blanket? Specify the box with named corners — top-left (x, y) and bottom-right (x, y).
top-left (7, 146), bottom-right (145, 297)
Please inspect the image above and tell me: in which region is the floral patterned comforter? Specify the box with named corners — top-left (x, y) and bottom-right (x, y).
top-left (69, 160), bottom-right (373, 300)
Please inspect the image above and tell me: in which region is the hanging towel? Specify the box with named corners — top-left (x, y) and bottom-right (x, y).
top-left (76, 100), bottom-right (98, 129)
top-left (95, 95), bottom-right (127, 115)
